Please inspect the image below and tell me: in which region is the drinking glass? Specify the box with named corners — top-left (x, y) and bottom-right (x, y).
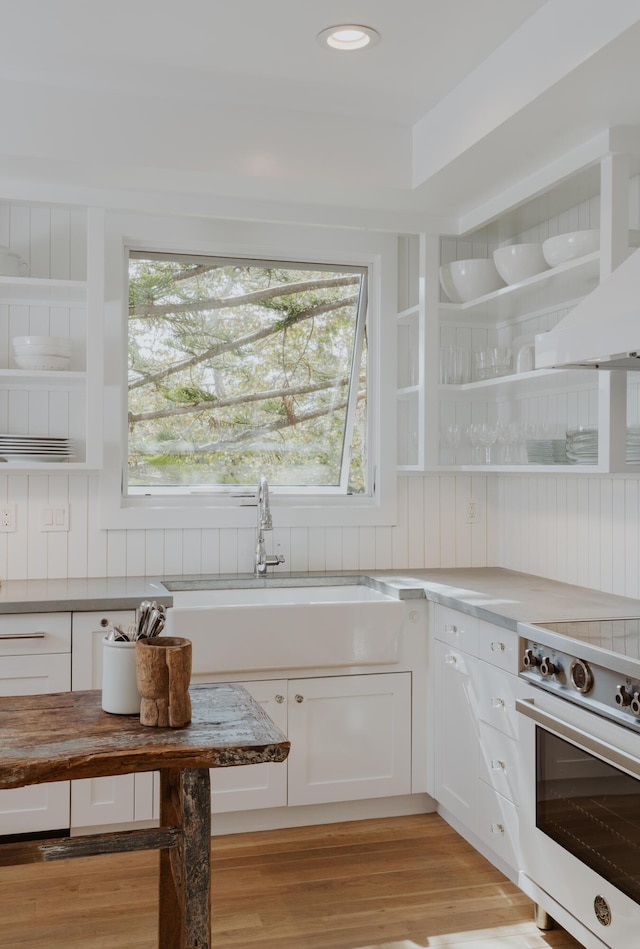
top-left (440, 423), bottom-right (462, 464)
top-left (470, 422), bottom-right (498, 464)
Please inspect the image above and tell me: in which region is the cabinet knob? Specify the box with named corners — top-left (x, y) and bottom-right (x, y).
top-left (100, 618), bottom-right (110, 628)
top-left (294, 693), bottom-right (304, 703)
top-left (444, 624), bottom-right (459, 635)
top-left (490, 823), bottom-right (505, 835)
top-left (490, 759), bottom-right (505, 772)
top-left (490, 697), bottom-right (505, 709)
top-left (444, 653), bottom-right (458, 666)
top-left (275, 694), bottom-right (285, 704)
top-left (490, 641), bottom-right (505, 652)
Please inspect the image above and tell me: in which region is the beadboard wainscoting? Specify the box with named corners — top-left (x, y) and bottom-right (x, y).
top-left (0, 473), bottom-right (496, 580)
top-left (498, 475), bottom-right (640, 598)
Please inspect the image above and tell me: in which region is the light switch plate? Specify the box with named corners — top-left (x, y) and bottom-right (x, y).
top-left (41, 505), bottom-right (69, 531)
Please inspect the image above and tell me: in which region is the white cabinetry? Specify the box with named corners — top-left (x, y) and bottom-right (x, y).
top-left (0, 612), bottom-right (71, 834)
top-left (396, 234), bottom-right (426, 470)
top-left (0, 201), bottom-right (103, 470)
top-left (210, 680), bottom-right (288, 813)
top-left (204, 672), bottom-right (412, 813)
top-left (432, 603), bottom-right (522, 876)
top-left (432, 607), bottom-right (479, 832)
top-left (401, 133), bottom-right (640, 473)
top-left (71, 610), bottom-right (154, 829)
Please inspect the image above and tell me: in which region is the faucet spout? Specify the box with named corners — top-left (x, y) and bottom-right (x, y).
top-left (257, 474), bottom-right (273, 530)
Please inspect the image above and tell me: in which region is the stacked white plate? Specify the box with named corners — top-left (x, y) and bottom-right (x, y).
top-left (526, 438), bottom-right (568, 464)
top-left (0, 435), bottom-right (73, 463)
top-left (626, 428), bottom-right (640, 463)
top-left (566, 428), bottom-right (598, 464)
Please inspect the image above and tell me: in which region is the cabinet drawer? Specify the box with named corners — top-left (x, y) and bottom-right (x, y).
top-left (478, 720), bottom-right (519, 804)
top-left (0, 612), bottom-right (71, 656)
top-left (477, 779), bottom-right (519, 872)
top-left (477, 622), bottom-right (519, 674)
top-left (477, 661), bottom-right (522, 739)
top-left (433, 604), bottom-right (478, 654)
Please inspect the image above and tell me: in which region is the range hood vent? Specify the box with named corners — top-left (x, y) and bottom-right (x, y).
top-left (535, 248), bottom-right (640, 370)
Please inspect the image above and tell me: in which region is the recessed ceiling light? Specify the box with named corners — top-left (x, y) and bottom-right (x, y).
top-left (317, 24), bottom-right (381, 52)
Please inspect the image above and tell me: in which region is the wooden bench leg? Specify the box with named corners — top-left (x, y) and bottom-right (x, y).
top-left (159, 767), bottom-right (211, 949)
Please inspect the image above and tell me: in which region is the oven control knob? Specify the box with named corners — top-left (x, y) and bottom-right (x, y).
top-left (569, 659), bottom-right (593, 694)
top-left (523, 649), bottom-right (539, 669)
top-left (630, 693), bottom-right (640, 718)
top-left (615, 685), bottom-right (632, 707)
top-left (539, 656), bottom-right (557, 677)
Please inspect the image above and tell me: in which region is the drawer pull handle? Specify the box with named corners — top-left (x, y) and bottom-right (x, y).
top-left (491, 641), bottom-right (505, 652)
top-left (491, 759), bottom-right (505, 772)
top-left (0, 631), bottom-right (47, 640)
top-left (444, 653), bottom-right (458, 666)
top-left (490, 822), bottom-right (505, 835)
top-left (490, 697), bottom-right (506, 709)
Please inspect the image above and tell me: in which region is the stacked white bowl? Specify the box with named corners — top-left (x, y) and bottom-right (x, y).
top-left (493, 243), bottom-right (549, 285)
top-left (12, 336), bottom-right (71, 371)
top-left (439, 258), bottom-right (505, 303)
top-left (542, 229), bottom-right (599, 267)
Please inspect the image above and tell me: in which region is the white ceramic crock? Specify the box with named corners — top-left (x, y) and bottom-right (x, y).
top-left (102, 638), bottom-right (140, 715)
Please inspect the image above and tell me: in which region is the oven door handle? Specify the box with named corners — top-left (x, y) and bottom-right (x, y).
top-left (516, 698), bottom-right (640, 779)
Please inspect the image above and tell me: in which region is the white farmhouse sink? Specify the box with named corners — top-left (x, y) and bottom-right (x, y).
top-left (165, 583), bottom-right (405, 674)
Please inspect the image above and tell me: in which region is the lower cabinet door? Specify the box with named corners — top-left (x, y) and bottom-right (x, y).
top-left (0, 653), bottom-right (71, 834)
top-left (433, 639), bottom-right (479, 835)
top-left (211, 679), bottom-right (288, 813)
top-left (287, 672), bottom-right (412, 806)
top-left (476, 778), bottom-right (519, 872)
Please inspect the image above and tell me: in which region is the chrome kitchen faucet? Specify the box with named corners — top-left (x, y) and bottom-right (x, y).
top-left (254, 475), bottom-right (285, 577)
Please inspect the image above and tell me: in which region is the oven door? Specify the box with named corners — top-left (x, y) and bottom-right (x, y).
top-left (517, 693), bottom-right (640, 948)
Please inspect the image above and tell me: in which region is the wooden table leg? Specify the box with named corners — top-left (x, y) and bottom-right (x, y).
top-left (159, 767), bottom-right (211, 949)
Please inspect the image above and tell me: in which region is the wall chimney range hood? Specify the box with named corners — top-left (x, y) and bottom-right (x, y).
top-left (535, 248), bottom-right (640, 370)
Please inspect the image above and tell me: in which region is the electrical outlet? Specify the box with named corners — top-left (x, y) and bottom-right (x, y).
top-left (0, 504), bottom-right (16, 532)
top-left (464, 499), bottom-right (479, 524)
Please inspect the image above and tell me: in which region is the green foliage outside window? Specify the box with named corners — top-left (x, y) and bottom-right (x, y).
top-left (127, 253), bottom-right (368, 493)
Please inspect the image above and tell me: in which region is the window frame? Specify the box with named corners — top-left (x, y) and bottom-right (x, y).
top-left (99, 211), bottom-right (397, 530)
top-left (126, 252), bottom-right (369, 498)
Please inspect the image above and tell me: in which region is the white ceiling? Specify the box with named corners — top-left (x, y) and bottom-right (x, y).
top-left (2, 0), bottom-right (640, 226)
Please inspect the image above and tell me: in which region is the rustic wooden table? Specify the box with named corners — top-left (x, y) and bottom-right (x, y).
top-left (0, 682), bottom-right (290, 949)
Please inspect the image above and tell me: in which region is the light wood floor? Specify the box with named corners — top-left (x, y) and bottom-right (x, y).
top-left (0, 814), bottom-right (583, 948)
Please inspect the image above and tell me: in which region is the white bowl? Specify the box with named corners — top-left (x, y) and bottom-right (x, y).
top-left (14, 353), bottom-right (70, 371)
top-left (12, 336), bottom-right (72, 358)
top-left (439, 259), bottom-right (505, 303)
top-left (542, 229), bottom-right (600, 268)
top-left (493, 243), bottom-right (549, 285)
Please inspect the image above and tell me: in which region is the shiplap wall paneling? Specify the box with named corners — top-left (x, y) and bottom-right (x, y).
top-left (498, 475), bottom-right (640, 598)
top-left (0, 204), bottom-right (87, 280)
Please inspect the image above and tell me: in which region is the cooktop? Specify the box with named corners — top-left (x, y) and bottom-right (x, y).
top-left (518, 617), bottom-right (640, 730)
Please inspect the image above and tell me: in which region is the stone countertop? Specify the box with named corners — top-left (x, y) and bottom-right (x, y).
top-left (0, 567), bottom-right (639, 627)
top-left (0, 576), bottom-right (173, 614)
top-left (367, 568), bottom-right (640, 630)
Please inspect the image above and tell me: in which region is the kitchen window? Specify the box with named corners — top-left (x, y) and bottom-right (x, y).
top-left (127, 252), bottom-right (368, 497)
top-left (100, 211), bottom-right (396, 530)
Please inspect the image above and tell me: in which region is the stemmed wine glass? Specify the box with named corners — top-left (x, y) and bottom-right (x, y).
top-left (469, 422), bottom-right (498, 464)
top-left (440, 424), bottom-right (462, 465)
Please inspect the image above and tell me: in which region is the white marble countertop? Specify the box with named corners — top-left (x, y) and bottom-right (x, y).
top-left (1, 567), bottom-right (639, 629)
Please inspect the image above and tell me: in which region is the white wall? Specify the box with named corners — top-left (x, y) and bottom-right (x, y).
top-left (0, 472), bottom-right (496, 580)
top-left (498, 474), bottom-right (640, 599)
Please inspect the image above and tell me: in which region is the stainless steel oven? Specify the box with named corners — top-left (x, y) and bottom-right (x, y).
top-left (517, 619), bottom-right (640, 949)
